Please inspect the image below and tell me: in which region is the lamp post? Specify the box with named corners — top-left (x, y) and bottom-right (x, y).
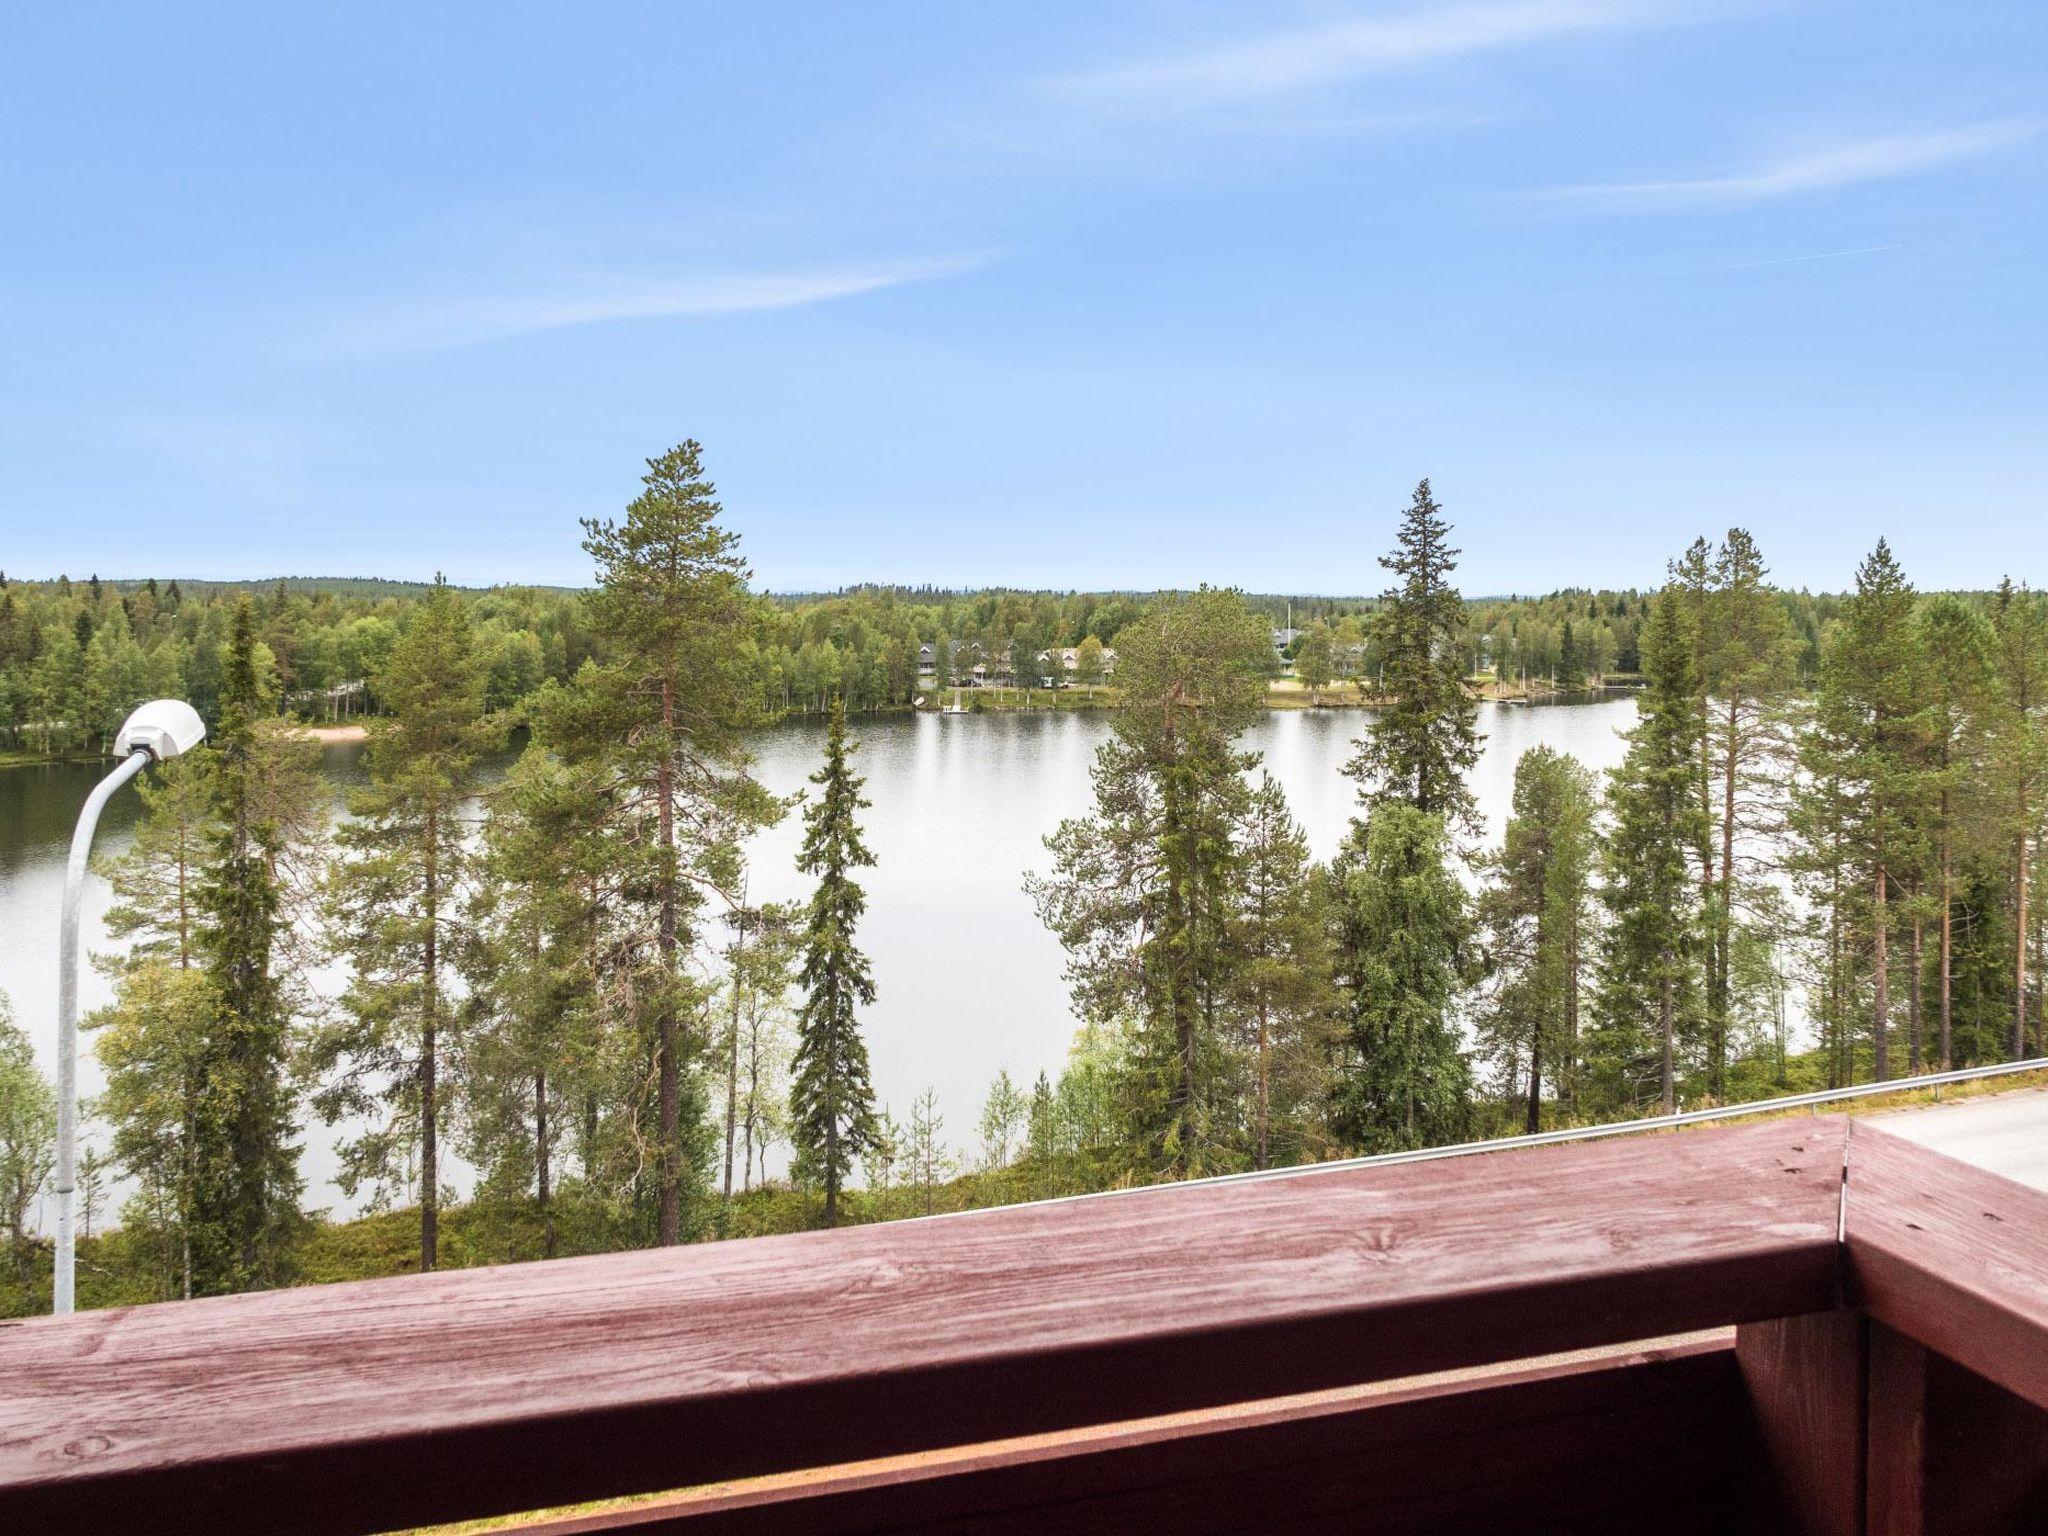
top-left (53, 699), bottom-right (206, 1314)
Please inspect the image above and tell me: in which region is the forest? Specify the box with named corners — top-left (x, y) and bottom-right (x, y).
top-left (0, 551), bottom-right (1843, 756)
top-left (2, 445), bottom-right (2044, 1315)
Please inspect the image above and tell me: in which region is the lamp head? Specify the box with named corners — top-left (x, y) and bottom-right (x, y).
top-left (118, 699), bottom-right (207, 762)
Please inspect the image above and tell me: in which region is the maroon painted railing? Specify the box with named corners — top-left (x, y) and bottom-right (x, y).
top-left (2, 1118), bottom-right (2044, 1534)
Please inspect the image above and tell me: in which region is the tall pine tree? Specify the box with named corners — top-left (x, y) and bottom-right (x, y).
top-left (563, 442), bottom-right (783, 1244)
top-left (314, 578), bottom-right (495, 1270)
top-left (1799, 542), bottom-right (1927, 1082)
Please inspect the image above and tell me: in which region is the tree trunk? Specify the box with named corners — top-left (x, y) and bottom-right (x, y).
top-left (1525, 1013), bottom-right (1542, 1135)
top-left (723, 897), bottom-right (747, 1212)
top-left (1658, 964), bottom-right (1676, 1116)
top-left (1563, 922), bottom-right (1580, 1113)
top-left (2018, 823), bottom-right (2032, 1061)
top-left (1940, 810), bottom-right (1954, 1071)
top-left (421, 805), bottom-right (439, 1273)
top-left (656, 676), bottom-right (680, 1246)
top-left (1256, 1001), bottom-right (1271, 1171)
top-left (1907, 899), bottom-right (1924, 1074)
top-left (1873, 861), bottom-right (1890, 1083)
top-left (534, 1067), bottom-right (554, 1260)
top-left (1712, 690), bottom-right (1740, 1099)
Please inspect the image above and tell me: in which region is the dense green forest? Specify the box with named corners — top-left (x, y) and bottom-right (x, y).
top-left (2, 447), bottom-right (2044, 1316)
top-left (0, 554), bottom-right (1842, 759)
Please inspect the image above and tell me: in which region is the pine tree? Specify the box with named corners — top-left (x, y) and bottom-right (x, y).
top-left (1329, 804), bottom-right (1472, 1152)
top-left (1989, 580), bottom-right (2048, 1060)
top-left (190, 595), bottom-right (303, 1293)
top-left (978, 1070), bottom-right (1027, 1169)
top-left (1230, 774), bottom-right (1336, 1167)
top-left (313, 578), bottom-right (494, 1270)
top-left (1799, 543), bottom-right (1928, 1082)
top-left (462, 746), bottom-right (612, 1260)
top-left (561, 442), bottom-right (783, 1244)
top-left (98, 753), bottom-right (215, 971)
top-left (1345, 480), bottom-right (1481, 836)
top-left (1027, 588), bottom-right (1272, 1177)
top-left (906, 1087), bottom-right (953, 1216)
top-left (1700, 530), bottom-right (1795, 1096)
top-left (1593, 587), bottom-right (1706, 1114)
top-left (1917, 596), bottom-right (1993, 1070)
top-left (791, 699), bottom-right (881, 1224)
top-left (1476, 747), bottom-right (1596, 1131)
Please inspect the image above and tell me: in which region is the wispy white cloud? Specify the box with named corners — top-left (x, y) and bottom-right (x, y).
top-left (1688, 243), bottom-right (1898, 274)
top-left (353, 253), bottom-right (992, 352)
top-left (1536, 121), bottom-right (2038, 211)
top-left (1048, 0), bottom-right (1675, 121)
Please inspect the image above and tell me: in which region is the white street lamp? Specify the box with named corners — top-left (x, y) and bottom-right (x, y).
top-left (53, 699), bottom-right (206, 1314)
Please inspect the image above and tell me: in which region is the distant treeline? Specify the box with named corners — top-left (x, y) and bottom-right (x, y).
top-left (0, 567), bottom-right (1853, 758)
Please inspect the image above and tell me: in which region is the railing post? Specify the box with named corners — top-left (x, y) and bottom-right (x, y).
top-left (1736, 1312), bottom-right (1867, 1536)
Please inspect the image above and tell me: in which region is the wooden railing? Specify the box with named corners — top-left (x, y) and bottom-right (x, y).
top-left (3, 1118), bottom-right (2045, 1534)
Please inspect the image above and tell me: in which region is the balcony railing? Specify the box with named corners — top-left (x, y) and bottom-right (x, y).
top-left (3, 1116), bottom-right (2045, 1534)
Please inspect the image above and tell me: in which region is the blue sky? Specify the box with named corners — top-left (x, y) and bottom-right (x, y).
top-left (2, 3), bottom-right (2042, 593)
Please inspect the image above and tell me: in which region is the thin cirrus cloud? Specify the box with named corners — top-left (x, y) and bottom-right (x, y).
top-left (1534, 120), bottom-right (2039, 211)
top-left (1046, 0), bottom-right (1678, 120)
top-left (351, 252), bottom-right (992, 352)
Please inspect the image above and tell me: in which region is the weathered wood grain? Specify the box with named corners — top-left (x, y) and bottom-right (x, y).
top-left (515, 1339), bottom-right (1742, 1536)
top-left (0, 1119), bottom-right (1845, 1536)
top-left (1865, 1321), bottom-right (2048, 1536)
top-left (1736, 1311), bottom-right (1866, 1536)
top-left (1846, 1121), bottom-right (2048, 1413)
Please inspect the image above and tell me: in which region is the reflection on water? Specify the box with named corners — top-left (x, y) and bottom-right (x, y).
top-left (0, 695), bottom-right (1636, 1214)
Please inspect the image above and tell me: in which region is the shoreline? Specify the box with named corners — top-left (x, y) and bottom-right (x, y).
top-left (0, 684), bottom-right (1629, 769)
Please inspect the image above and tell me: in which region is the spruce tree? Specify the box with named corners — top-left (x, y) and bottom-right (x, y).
top-left (1989, 580), bottom-right (2048, 1060)
top-left (1028, 588), bottom-right (1271, 1177)
top-left (1593, 587), bottom-right (1706, 1114)
top-left (1556, 621), bottom-right (1585, 691)
top-left (313, 578), bottom-right (494, 1270)
top-left (1329, 803), bottom-right (1472, 1152)
top-left (462, 745), bottom-right (613, 1260)
top-left (791, 698), bottom-right (880, 1225)
top-left (1345, 480), bottom-right (1481, 836)
top-left (191, 595), bottom-right (303, 1292)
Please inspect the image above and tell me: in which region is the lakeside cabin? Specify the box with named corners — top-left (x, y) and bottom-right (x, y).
top-left (919, 641), bottom-right (1117, 689)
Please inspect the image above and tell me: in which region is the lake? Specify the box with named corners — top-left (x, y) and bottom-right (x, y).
top-left (0, 694), bottom-right (1637, 1214)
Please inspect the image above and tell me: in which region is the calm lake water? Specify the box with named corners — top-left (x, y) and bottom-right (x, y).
top-left (0, 694), bottom-right (1636, 1215)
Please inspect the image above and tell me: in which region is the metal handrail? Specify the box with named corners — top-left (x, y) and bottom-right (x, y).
top-left (925, 1055), bottom-right (2048, 1218)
